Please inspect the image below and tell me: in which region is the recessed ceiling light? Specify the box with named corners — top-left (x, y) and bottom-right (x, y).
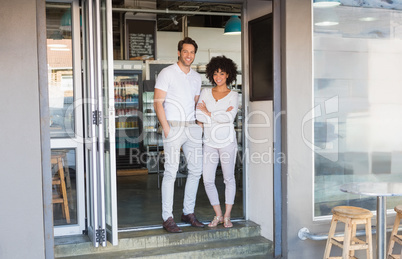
top-left (50, 48), bottom-right (70, 51)
top-left (359, 17), bottom-right (377, 22)
top-left (315, 21), bottom-right (339, 26)
top-left (48, 44), bottom-right (67, 48)
top-left (313, 0), bottom-right (341, 8)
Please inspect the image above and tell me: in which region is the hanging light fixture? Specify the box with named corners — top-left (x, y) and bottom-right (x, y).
top-left (224, 15), bottom-right (241, 35)
top-left (313, 0), bottom-right (341, 7)
top-left (59, 9), bottom-right (72, 31)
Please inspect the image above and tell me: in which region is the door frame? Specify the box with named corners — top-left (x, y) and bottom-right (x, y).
top-left (82, 0), bottom-right (118, 247)
top-left (47, 0), bottom-right (86, 237)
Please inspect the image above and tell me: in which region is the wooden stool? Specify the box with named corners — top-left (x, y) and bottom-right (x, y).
top-left (387, 205), bottom-right (402, 259)
top-left (57, 150), bottom-right (71, 189)
top-left (324, 206), bottom-right (373, 259)
top-left (51, 154), bottom-right (70, 223)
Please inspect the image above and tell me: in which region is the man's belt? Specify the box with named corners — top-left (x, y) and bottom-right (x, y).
top-left (167, 120), bottom-right (196, 127)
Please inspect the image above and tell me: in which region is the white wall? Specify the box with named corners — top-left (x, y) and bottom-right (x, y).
top-left (244, 0), bottom-right (273, 240)
top-left (156, 28), bottom-right (241, 66)
top-left (156, 28), bottom-right (241, 85)
top-left (0, 1), bottom-right (46, 258)
top-left (156, 31), bottom-right (182, 60)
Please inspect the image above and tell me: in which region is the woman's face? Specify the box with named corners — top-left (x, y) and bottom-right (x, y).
top-left (213, 69), bottom-right (229, 87)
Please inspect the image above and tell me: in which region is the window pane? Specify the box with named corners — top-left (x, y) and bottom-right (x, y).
top-left (314, 4), bottom-right (402, 217)
top-left (51, 149), bottom-right (77, 225)
top-left (46, 3), bottom-right (75, 138)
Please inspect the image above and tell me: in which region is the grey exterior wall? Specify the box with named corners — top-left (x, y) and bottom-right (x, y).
top-left (0, 1), bottom-right (47, 258)
top-left (285, 0), bottom-right (329, 257)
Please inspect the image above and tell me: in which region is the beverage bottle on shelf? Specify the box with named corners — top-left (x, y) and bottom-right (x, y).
top-left (117, 81), bottom-right (121, 102)
top-left (120, 82), bottom-right (124, 102)
top-left (114, 82), bottom-right (117, 102)
top-left (118, 83), bottom-right (122, 103)
top-left (122, 88), bottom-right (126, 102)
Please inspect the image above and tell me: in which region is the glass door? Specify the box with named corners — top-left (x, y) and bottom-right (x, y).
top-left (82, 0), bottom-right (103, 247)
top-left (82, 0), bottom-right (117, 247)
top-left (100, 0), bottom-right (118, 246)
top-left (46, 0), bottom-right (85, 236)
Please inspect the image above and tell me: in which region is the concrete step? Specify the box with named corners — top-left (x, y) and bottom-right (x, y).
top-left (55, 221), bottom-right (273, 258)
top-left (58, 236), bottom-right (272, 259)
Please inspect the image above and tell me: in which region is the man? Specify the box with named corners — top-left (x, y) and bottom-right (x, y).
top-left (154, 37), bottom-right (204, 233)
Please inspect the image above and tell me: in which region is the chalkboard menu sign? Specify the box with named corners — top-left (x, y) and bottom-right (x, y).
top-left (248, 14), bottom-right (273, 101)
top-left (126, 20), bottom-right (156, 60)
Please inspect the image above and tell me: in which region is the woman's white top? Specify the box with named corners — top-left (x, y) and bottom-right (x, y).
top-left (196, 88), bottom-right (239, 148)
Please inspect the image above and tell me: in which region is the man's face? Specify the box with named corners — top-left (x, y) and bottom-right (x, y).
top-left (178, 43), bottom-right (196, 67)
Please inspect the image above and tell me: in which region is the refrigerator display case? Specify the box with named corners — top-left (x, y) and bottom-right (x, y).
top-left (114, 60), bottom-right (143, 169)
top-left (142, 87), bottom-right (162, 173)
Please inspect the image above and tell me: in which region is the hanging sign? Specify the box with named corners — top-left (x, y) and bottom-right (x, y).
top-left (126, 20), bottom-right (156, 60)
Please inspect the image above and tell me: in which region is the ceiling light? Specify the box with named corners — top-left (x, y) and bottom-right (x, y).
top-left (48, 44), bottom-right (68, 48)
top-left (50, 48), bottom-right (70, 51)
top-left (60, 9), bottom-right (72, 31)
top-left (224, 16), bottom-right (241, 35)
top-left (359, 17), bottom-right (377, 22)
top-left (171, 15), bottom-right (178, 25)
top-left (314, 7), bottom-right (339, 26)
top-left (315, 21), bottom-right (339, 26)
top-left (313, 0), bottom-right (341, 7)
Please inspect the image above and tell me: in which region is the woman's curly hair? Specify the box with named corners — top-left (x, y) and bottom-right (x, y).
top-left (205, 56), bottom-right (238, 86)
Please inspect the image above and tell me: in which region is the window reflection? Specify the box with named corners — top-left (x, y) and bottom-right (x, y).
top-left (314, 5), bottom-right (402, 217)
top-left (51, 149), bottom-right (77, 225)
top-left (46, 3), bottom-right (75, 138)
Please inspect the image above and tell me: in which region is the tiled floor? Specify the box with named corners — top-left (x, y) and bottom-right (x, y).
top-left (117, 170), bottom-right (244, 229)
top-left (52, 167), bottom-right (244, 229)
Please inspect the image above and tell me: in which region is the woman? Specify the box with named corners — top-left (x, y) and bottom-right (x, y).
top-left (196, 56), bottom-right (239, 228)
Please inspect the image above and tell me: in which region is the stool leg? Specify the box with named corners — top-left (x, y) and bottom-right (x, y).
top-left (57, 157), bottom-right (70, 224)
top-left (388, 213), bottom-right (401, 258)
top-left (366, 217), bottom-right (373, 259)
top-left (324, 216), bottom-right (338, 259)
top-left (62, 154), bottom-right (71, 189)
top-left (349, 222), bottom-right (357, 258)
top-left (342, 218), bottom-right (352, 259)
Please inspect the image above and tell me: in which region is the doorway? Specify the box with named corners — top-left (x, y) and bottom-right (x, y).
top-left (47, 0), bottom-right (245, 244)
top-left (111, 1), bottom-right (245, 230)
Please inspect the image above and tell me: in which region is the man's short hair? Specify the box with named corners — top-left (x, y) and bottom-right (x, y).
top-left (178, 37), bottom-right (198, 53)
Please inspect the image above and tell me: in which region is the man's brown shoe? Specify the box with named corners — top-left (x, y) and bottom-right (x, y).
top-left (163, 217), bottom-right (182, 233)
top-left (181, 213), bottom-right (205, 228)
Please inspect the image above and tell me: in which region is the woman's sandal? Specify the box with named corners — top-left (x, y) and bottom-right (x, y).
top-left (224, 217), bottom-right (233, 228)
top-left (208, 216), bottom-right (224, 227)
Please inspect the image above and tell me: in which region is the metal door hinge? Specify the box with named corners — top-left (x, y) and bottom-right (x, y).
top-left (96, 227), bottom-right (106, 243)
top-left (92, 110), bottom-right (98, 125)
top-left (98, 111), bottom-right (102, 124)
top-left (92, 111), bottom-right (102, 125)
